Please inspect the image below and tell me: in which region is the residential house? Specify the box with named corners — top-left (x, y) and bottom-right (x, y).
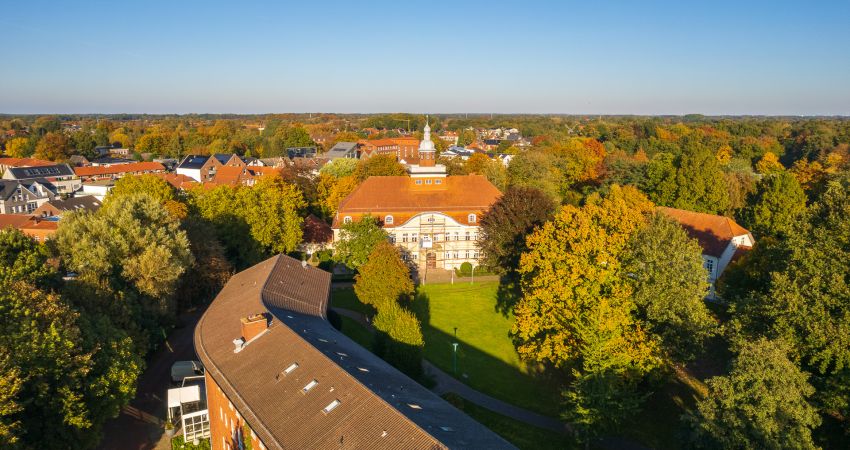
top-left (194, 254), bottom-right (515, 450)
top-left (0, 179), bottom-right (57, 214)
top-left (3, 163), bottom-right (80, 195)
top-left (74, 162), bottom-right (166, 182)
top-left (153, 173), bottom-right (198, 191)
top-left (335, 124), bottom-right (501, 271)
top-left (659, 207), bottom-right (754, 298)
top-left (0, 157), bottom-right (53, 174)
top-left (0, 214), bottom-right (58, 241)
top-left (286, 147), bottom-right (318, 159)
top-left (438, 131), bottom-right (459, 145)
top-left (90, 156), bottom-right (137, 166)
top-left (320, 142), bottom-right (360, 160)
top-left (81, 180), bottom-right (115, 201)
top-left (392, 136), bottom-right (420, 162)
top-left (34, 195), bottom-right (102, 218)
top-left (68, 155), bottom-right (91, 167)
top-left (177, 154), bottom-right (245, 183)
top-left (358, 139), bottom-right (399, 159)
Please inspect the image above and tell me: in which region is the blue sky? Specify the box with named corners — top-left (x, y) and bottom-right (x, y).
top-left (1, 0), bottom-right (849, 115)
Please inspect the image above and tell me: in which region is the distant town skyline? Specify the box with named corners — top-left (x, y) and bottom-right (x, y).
top-left (2, 0), bottom-right (849, 115)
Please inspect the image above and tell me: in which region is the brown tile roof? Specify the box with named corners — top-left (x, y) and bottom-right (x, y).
top-left (195, 254), bottom-right (514, 450)
top-left (152, 173), bottom-right (198, 190)
top-left (0, 157), bottom-right (53, 168)
top-left (658, 207), bottom-right (753, 258)
top-left (337, 174), bottom-right (501, 215)
top-left (212, 165), bottom-right (252, 186)
top-left (0, 214), bottom-right (58, 236)
top-left (74, 162), bottom-right (165, 177)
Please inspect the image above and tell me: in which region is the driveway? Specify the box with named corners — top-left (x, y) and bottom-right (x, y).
top-left (97, 310), bottom-right (204, 450)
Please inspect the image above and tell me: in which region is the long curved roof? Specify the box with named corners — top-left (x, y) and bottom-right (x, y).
top-left (194, 254), bottom-right (514, 450)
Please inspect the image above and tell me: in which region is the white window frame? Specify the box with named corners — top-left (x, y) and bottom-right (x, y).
top-left (343, 216), bottom-right (352, 224)
top-left (468, 213), bottom-right (477, 223)
top-left (385, 215), bottom-right (394, 225)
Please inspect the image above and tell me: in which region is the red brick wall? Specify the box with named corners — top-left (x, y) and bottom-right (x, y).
top-left (205, 373), bottom-right (264, 450)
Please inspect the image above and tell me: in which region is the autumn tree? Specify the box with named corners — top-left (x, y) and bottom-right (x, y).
top-left (739, 171), bottom-right (807, 238)
top-left (334, 215), bottom-right (387, 269)
top-left (755, 151), bottom-right (784, 174)
top-left (317, 174), bottom-right (359, 218)
top-left (3, 137), bottom-right (30, 158)
top-left (319, 158), bottom-right (358, 178)
top-left (354, 241), bottom-right (414, 310)
top-left (513, 185), bottom-right (662, 437)
top-left (478, 186), bottom-right (556, 276)
top-left (464, 153), bottom-right (491, 174)
top-left (624, 213), bottom-right (715, 361)
top-left (108, 174), bottom-right (177, 205)
top-left (687, 339), bottom-right (820, 449)
top-left (353, 154), bottom-right (407, 181)
top-left (33, 131), bottom-right (70, 161)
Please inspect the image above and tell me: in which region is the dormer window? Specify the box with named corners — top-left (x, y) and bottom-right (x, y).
top-left (385, 215), bottom-right (394, 225)
top-left (415, 180), bottom-right (422, 185)
top-left (468, 214), bottom-right (477, 223)
top-left (343, 216), bottom-right (352, 224)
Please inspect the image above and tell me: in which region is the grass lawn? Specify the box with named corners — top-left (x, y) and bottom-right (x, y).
top-left (442, 393), bottom-right (578, 450)
top-left (330, 287), bottom-right (375, 316)
top-left (412, 281), bottom-right (562, 417)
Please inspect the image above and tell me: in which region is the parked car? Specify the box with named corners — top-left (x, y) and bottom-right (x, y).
top-left (171, 360), bottom-right (204, 383)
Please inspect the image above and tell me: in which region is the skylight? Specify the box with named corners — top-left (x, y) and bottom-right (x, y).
top-left (407, 404), bottom-right (422, 410)
top-left (302, 380), bottom-right (318, 393)
top-left (322, 399), bottom-right (341, 414)
top-left (283, 363), bottom-right (298, 375)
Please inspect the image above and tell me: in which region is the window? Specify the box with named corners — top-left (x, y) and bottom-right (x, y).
top-left (468, 213), bottom-right (477, 223)
top-left (435, 233), bottom-right (441, 241)
top-left (302, 380), bottom-right (319, 393)
top-left (322, 399), bottom-right (341, 414)
top-left (453, 232), bottom-right (459, 241)
top-left (427, 216), bottom-right (435, 223)
top-left (343, 216), bottom-right (352, 224)
top-left (283, 362), bottom-right (299, 375)
top-left (465, 231), bottom-right (470, 241)
top-left (412, 233), bottom-right (418, 242)
top-left (415, 179), bottom-right (422, 185)
top-left (473, 251), bottom-right (479, 259)
top-left (445, 252), bottom-right (451, 259)
top-left (411, 252), bottom-right (418, 260)
top-left (426, 179), bottom-right (432, 185)
top-left (402, 233), bottom-right (408, 243)
top-left (704, 259), bottom-right (715, 276)
top-left (435, 179), bottom-right (442, 184)
top-left (385, 215), bottom-right (394, 225)
top-left (465, 250), bottom-right (470, 259)
top-left (389, 234), bottom-right (396, 243)
top-left (454, 251), bottom-right (459, 259)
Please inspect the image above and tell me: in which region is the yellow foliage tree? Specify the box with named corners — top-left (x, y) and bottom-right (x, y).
top-left (755, 152), bottom-right (783, 174)
top-left (318, 174), bottom-right (359, 218)
top-left (716, 144), bottom-right (733, 166)
top-left (4, 137), bottom-right (29, 158)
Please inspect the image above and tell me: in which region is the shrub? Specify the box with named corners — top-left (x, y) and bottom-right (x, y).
top-left (373, 303), bottom-right (424, 379)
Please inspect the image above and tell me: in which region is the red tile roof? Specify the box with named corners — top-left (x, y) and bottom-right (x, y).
top-left (0, 157), bottom-right (53, 168)
top-left (338, 175), bottom-right (500, 214)
top-left (212, 165), bottom-right (252, 186)
top-left (658, 207), bottom-right (752, 257)
top-left (74, 162), bottom-right (165, 177)
top-left (152, 173), bottom-right (198, 190)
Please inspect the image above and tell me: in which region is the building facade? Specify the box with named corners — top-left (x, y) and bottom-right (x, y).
top-left (0, 179), bottom-right (57, 214)
top-left (334, 122), bottom-right (501, 271)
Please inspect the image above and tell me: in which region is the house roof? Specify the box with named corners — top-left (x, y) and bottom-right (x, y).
top-left (152, 173), bottom-right (198, 190)
top-left (212, 165), bottom-right (252, 186)
top-left (0, 179), bottom-right (56, 200)
top-left (38, 195), bottom-right (102, 214)
top-left (337, 175), bottom-right (501, 215)
top-left (74, 162), bottom-right (165, 177)
top-left (177, 155), bottom-right (210, 170)
top-left (0, 214), bottom-right (58, 233)
top-left (194, 254), bottom-right (514, 450)
top-left (0, 157), bottom-right (53, 168)
top-left (7, 164), bottom-right (74, 179)
top-left (658, 207), bottom-right (753, 258)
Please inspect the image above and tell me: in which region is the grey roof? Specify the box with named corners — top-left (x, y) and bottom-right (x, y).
top-left (91, 156), bottom-right (135, 165)
top-left (7, 164), bottom-right (74, 179)
top-left (195, 255), bottom-right (515, 450)
top-left (0, 179), bottom-right (56, 200)
top-left (322, 142), bottom-right (359, 159)
top-left (42, 195), bottom-right (102, 214)
top-left (177, 155), bottom-right (210, 170)
top-left (212, 153), bottom-right (233, 165)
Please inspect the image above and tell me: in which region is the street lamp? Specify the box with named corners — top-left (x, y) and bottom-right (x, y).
top-left (452, 327), bottom-right (459, 375)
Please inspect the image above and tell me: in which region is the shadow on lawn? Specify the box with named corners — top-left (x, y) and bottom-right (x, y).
top-left (411, 290), bottom-right (563, 417)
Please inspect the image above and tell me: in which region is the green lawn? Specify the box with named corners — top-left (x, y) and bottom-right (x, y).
top-left (411, 282), bottom-right (562, 417)
top-left (442, 393), bottom-right (578, 450)
top-left (330, 287), bottom-right (375, 316)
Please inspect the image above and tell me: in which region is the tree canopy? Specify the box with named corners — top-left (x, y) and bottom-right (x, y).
top-left (334, 215), bottom-right (387, 270)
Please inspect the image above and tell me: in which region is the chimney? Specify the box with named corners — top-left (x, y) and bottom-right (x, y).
top-left (241, 313), bottom-right (269, 343)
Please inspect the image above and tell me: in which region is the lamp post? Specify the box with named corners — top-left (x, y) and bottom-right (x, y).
top-left (452, 327), bottom-right (459, 375)
top-left (470, 265), bottom-right (476, 285)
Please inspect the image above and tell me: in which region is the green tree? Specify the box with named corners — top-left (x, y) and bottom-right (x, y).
top-left (739, 171), bottom-right (807, 238)
top-left (672, 143), bottom-right (731, 214)
top-left (354, 241), bottom-right (414, 310)
top-left (687, 339), bottom-right (820, 450)
top-left (353, 154), bottom-right (407, 181)
top-left (0, 229), bottom-right (56, 288)
top-left (478, 186), bottom-right (556, 276)
top-left (56, 194), bottom-right (193, 302)
top-left (624, 213), bottom-right (715, 361)
top-left (334, 215), bottom-right (387, 269)
top-left (108, 174), bottom-right (177, 205)
top-left (373, 302), bottom-right (424, 379)
top-left (236, 175), bottom-right (306, 254)
top-left (506, 150), bottom-right (560, 201)
top-left (319, 158), bottom-right (358, 178)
